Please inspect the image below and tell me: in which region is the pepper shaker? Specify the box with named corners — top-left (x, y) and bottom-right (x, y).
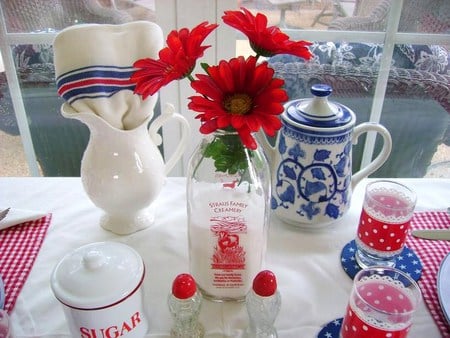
top-left (245, 270), bottom-right (281, 338)
top-left (168, 273), bottom-right (204, 338)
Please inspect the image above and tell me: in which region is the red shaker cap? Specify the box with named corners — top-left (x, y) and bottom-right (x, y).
top-left (172, 273), bottom-right (197, 299)
top-left (252, 270), bottom-right (277, 297)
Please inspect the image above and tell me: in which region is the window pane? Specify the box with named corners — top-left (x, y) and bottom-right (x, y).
top-left (0, 70), bottom-right (32, 176)
top-left (268, 40), bottom-right (383, 100)
top-left (326, 0), bottom-right (450, 34)
top-left (0, 0), bottom-right (156, 33)
top-left (399, 0), bottom-right (449, 34)
top-left (328, 0), bottom-right (390, 32)
top-left (7, 43), bottom-right (90, 176)
top-left (374, 43), bottom-right (450, 178)
top-left (242, 0), bottom-right (356, 30)
top-left (375, 95), bottom-right (449, 178)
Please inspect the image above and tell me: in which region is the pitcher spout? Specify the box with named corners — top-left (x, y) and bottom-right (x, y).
top-left (60, 102), bottom-right (152, 135)
top-left (61, 102), bottom-right (105, 132)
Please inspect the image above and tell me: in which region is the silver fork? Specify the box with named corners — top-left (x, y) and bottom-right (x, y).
top-left (0, 208), bottom-right (10, 222)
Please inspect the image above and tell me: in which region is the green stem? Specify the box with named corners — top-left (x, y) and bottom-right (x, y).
top-left (191, 135), bottom-right (217, 179)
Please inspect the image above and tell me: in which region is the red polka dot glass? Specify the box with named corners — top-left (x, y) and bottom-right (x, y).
top-left (355, 180), bottom-right (417, 269)
top-left (340, 266), bottom-right (422, 338)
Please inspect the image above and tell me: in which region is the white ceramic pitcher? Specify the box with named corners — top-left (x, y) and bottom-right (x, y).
top-left (54, 22), bottom-right (190, 234)
top-left (61, 103), bottom-right (189, 235)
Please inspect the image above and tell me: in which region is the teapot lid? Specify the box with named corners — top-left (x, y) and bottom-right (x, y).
top-left (286, 84), bottom-right (354, 128)
top-left (50, 241), bottom-right (144, 309)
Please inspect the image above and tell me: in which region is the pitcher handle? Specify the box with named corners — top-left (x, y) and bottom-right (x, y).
top-left (352, 122), bottom-right (392, 189)
top-left (148, 103), bottom-right (191, 175)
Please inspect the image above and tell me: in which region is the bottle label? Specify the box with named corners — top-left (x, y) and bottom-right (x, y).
top-left (210, 207), bottom-right (247, 287)
top-left (189, 183), bottom-right (265, 299)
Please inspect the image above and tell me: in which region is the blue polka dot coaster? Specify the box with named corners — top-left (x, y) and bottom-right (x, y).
top-left (317, 318), bottom-right (343, 338)
top-left (340, 240), bottom-right (422, 281)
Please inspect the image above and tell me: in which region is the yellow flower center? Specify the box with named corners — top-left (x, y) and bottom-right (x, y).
top-left (224, 94), bottom-right (252, 115)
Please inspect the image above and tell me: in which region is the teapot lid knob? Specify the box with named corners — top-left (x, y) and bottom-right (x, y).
top-left (310, 84), bottom-right (332, 97)
top-left (285, 84), bottom-right (354, 128)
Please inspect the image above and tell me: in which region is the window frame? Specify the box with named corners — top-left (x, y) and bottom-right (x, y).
top-left (0, 0), bottom-right (448, 176)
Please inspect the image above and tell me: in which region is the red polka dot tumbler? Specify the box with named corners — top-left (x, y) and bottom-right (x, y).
top-left (355, 180), bottom-right (417, 269)
top-left (340, 266), bottom-right (422, 338)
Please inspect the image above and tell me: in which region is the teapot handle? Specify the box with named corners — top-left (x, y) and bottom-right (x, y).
top-left (352, 122), bottom-right (392, 189)
top-left (148, 103), bottom-right (191, 175)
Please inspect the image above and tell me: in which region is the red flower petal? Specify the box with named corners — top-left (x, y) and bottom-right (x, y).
top-left (131, 22), bottom-right (218, 98)
top-left (237, 126), bottom-right (258, 150)
top-left (223, 8), bottom-right (313, 59)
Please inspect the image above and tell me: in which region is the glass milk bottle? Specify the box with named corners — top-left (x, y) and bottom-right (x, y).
top-left (186, 130), bottom-right (271, 302)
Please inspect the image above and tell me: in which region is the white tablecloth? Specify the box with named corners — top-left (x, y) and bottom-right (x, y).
top-left (1, 177), bottom-right (449, 338)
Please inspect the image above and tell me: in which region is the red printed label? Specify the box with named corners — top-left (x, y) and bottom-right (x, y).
top-left (80, 311), bottom-right (142, 338)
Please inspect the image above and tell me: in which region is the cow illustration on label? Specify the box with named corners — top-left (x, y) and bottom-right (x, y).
top-left (210, 216), bottom-right (246, 270)
top-left (218, 231), bottom-right (240, 252)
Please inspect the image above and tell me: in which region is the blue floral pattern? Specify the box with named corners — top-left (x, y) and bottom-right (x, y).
top-left (272, 124), bottom-right (353, 223)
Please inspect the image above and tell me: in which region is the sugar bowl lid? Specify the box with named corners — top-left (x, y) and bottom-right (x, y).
top-left (50, 241), bottom-right (145, 309)
top-left (285, 84), bottom-right (355, 128)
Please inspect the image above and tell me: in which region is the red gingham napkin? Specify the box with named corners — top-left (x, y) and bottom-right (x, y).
top-left (0, 214), bottom-right (51, 313)
top-left (406, 211), bottom-right (450, 337)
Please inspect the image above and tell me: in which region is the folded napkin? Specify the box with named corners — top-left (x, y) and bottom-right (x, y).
top-left (406, 211), bottom-right (450, 337)
top-left (0, 214), bottom-right (51, 313)
top-left (0, 207), bottom-right (47, 231)
top-left (53, 21), bottom-right (163, 130)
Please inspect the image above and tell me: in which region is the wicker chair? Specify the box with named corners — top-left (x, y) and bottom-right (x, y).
top-left (1, 0), bottom-right (136, 33)
top-left (328, 0), bottom-right (391, 31)
top-left (329, 0), bottom-right (450, 33)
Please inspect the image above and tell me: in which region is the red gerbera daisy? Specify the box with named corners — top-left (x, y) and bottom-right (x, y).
top-left (188, 56), bottom-right (288, 150)
top-left (222, 7), bottom-right (313, 59)
top-left (131, 21), bottom-right (218, 99)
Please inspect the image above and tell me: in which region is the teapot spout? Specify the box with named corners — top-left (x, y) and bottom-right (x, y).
top-left (256, 131), bottom-right (276, 166)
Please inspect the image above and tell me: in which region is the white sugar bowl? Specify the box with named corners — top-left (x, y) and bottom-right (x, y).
top-left (50, 241), bottom-right (148, 338)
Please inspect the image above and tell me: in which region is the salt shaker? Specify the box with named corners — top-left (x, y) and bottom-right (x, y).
top-left (168, 273), bottom-right (204, 338)
top-left (245, 270), bottom-right (281, 338)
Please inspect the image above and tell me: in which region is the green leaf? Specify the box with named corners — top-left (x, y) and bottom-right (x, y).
top-left (203, 133), bottom-right (251, 175)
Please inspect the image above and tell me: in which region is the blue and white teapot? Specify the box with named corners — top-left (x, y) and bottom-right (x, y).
top-left (259, 84), bottom-right (392, 229)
